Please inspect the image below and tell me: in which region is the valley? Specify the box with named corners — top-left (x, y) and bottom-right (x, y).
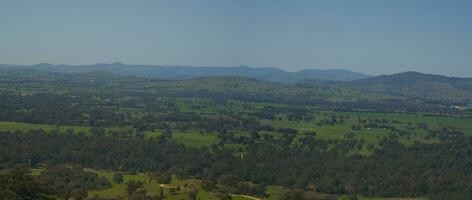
top-left (1, 68), bottom-right (471, 200)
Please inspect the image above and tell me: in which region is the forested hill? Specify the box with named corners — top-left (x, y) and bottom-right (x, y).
top-left (0, 63), bottom-right (369, 82)
top-left (1, 66), bottom-right (471, 109)
top-left (350, 71), bottom-right (472, 101)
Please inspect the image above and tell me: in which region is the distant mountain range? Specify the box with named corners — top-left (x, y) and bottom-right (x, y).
top-left (0, 63), bottom-right (370, 82)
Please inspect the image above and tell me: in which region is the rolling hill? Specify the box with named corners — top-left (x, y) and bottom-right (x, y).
top-left (1, 64), bottom-right (471, 105)
top-left (351, 71), bottom-right (472, 101)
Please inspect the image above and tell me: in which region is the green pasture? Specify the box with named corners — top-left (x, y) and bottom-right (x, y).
top-left (2, 100), bottom-right (472, 149)
top-left (87, 169), bottom-right (249, 200)
top-left (28, 167), bottom-right (425, 200)
top-left (0, 121), bottom-right (91, 133)
top-left (144, 130), bottom-right (219, 147)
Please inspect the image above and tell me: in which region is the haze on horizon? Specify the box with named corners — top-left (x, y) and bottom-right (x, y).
top-left (1, 0), bottom-right (471, 77)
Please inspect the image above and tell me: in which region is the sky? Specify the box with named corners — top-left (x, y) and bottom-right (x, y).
top-left (0, 0), bottom-right (471, 77)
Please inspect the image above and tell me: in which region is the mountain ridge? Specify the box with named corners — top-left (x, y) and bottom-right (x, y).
top-left (0, 63), bottom-right (370, 82)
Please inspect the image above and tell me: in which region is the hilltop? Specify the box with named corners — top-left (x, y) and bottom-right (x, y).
top-left (351, 71), bottom-right (472, 101)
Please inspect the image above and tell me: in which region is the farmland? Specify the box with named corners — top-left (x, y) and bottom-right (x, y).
top-left (1, 70), bottom-right (472, 200)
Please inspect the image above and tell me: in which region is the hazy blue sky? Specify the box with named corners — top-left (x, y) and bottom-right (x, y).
top-left (1, 0), bottom-right (471, 76)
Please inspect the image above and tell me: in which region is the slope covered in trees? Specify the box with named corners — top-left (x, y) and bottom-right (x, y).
top-left (1, 130), bottom-right (472, 200)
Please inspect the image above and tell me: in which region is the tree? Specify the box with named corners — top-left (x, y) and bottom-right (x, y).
top-left (187, 187), bottom-right (198, 200)
top-left (113, 172), bottom-right (124, 183)
top-left (155, 173), bottom-right (171, 184)
top-left (125, 180), bottom-right (144, 198)
top-left (278, 189), bottom-right (306, 200)
top-left (129, 190), bottom-right (148, 200)
top-left (159, 187), bottom-right (164, 197)
top-left (169, 187), bottom-right (176, 195)
top-left (69, 188), bottom-right (87, 200)
top-left (0, 166), bottom-right (48, 199)
top-left (202, 176), bottom-right (217, 191)
top-left (159, 127), bottom-right (173, 141)
top-left (37, 165), bottom-right (111, 198)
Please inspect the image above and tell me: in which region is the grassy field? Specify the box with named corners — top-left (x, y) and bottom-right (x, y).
top-left (87, 170), bottom-right (235, 200)
top-left (88, 169), bottom-right (426, 200)
top-left (1, 98), bottom-right (471, 150)
top-left (261, 110), bottom-right (472, 146)
top-left (0, 121), bottom-right (91, 133)
top-left (2, 106), bottom-right (472, 149)
top-left (28, 168), bottom-right (222, 199)
top-left (27, 168), bottom-right (425, 200)
top-left (30, 168), bottom-right (44, 176)
top-left (144, 130), bottom-right (219, 147)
